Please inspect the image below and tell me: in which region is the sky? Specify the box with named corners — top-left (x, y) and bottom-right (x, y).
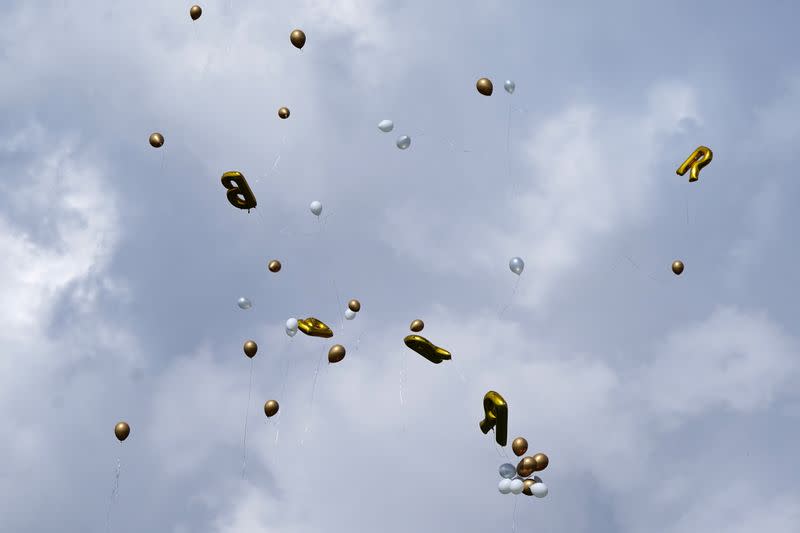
top-left (1, 0), bottom-right (799, 531)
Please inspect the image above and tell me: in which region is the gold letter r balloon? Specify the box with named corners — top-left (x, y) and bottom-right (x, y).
top-left (479, 391), bottom-right (508, 446)
top-left (676, 146), bottom-right (713, 182)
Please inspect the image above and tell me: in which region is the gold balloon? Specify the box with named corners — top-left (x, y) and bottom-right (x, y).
top-left (517, 456), bottom-right (536, 477)
top-left (221, 171), bottom-right (257, 211)
top-left (297, 317), bottom-right (333, 338)
top-left (479, 391), bottom-right (508, 446)
top-left (672, 260), bottom-right (684, 275)
top-left (243, 340), bottom-right (258, 358)
top-left (511, 437), bottom-right (528, 457)
top-left (268, 260), bottom-right (282, 273)
top-left (409, 319), bottom-right (424, 332)
top-left (347, 299), bottom-right (361, 312)
top-left (403, 335), bottom-right (451, 364)
top-left (264, 400), bottom-right (279, 417)
top-left (522, 478), bottom-right (536, 496)
top-left (676, 145), bottom-right (713, 182)
top-left (290, 29), bottom-right (306, 49)
top-left (149, 132), bottom-right (164, 148)
top-left (476, 78), bottom-right (493, 96)
top-left (533, 453), bottom-right (549, 472)
top-left (328, 344), bottom-right (346, 363)
top-left (114, 421), bottom-right (130, 442)
top-left (278, 107), bottom-right (290, 119)
top-left (189, 5), bottom-right (202, 20)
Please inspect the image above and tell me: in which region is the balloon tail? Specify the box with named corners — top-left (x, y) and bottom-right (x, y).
top-left (241, 359), bottom-right (254, 479)
top-left (104, 456), bottom-right (122, 533)
top-left (498, 276), bottom-right (521, 319)
top-left (511, 498), bottom-right (518, 532)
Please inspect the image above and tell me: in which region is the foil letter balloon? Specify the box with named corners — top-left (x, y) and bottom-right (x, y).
top-left (221, 171), bottom-right (257, 211)
top-left (479, 391), bottom-right (508, 446)
top-left (676, 146), bottom-right (713, 182)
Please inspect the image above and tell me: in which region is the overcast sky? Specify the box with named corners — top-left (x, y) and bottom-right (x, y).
top-left (2, 0), bottom-right (800, 532)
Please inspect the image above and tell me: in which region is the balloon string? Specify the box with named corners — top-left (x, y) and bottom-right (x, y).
top-left (316, 216), bottom-right (344, 331)
top-left (104, 456), bottom-right (122, 533)
top-left (274, 338), bottom-right (295, 445)
top-left (300, 346), bottom-right (326, 446)
top-left (506, 102), bottom-right (514, 195)
top-left (241, 358), bottom-right (254, 479)
top-left (623, 254), bottom-right (668, 287)
top-left (511, 498), bottom-right (518, 533)
top-left (498, 276), bottom-right (521, 319)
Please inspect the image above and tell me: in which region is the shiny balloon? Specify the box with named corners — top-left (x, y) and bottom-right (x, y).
top-left (286, 318), bottom-right (298, 331)
top-left (347, 299), bottom-right (361, 312)
top-left (672, 260), bottom-right (684, 275)
top-left (531, 482), bottom-right (548, 498)
top-left (404, 335), bottom-right (451, 364)
top-left (522, 478), bottom-right (535, 496)
top-left (511, 437), bottom-right (528, 457)
top-left (509, 257), bottom-right (524, 275)
top-left (476, 78), bottom-right (493, 96)
top-left (298, 317), bottom-right (333, 338)
top-left (189, 5), bottom-right (202, 20)
top-left (509, 478), bottom-right (524, 494)
top-left (378, 119), bottom-right (394, 133)
top-left (396, 135), bottom-right (411, 150)
top-left (309, 200), bottom-right (322, 216)
top-left (498, 478), bottom-right (512, 494)
top-left (344, 309), bottom-right (356, 320)
top-left (533, 453), bottom-right (549, 471)
top-left (278, 107), bottom-right (290, 119)
top-left (504, 80), bottom-right (515, 94)
top-left (499, 463), bottom-right (517, 479)
top-left (264, 400), bottom-right (279, 417)
top-left (409, 319), bottom-right (424, 332)
top-left (285, 328), bottom-right (297, 338)
top-left (237, 297), bottom-right (252, 310)
top-left (268, 260), bottom-right (282, 273)
top-left (149, 133), bottom-right (164, 148)
top-left (328, 344), bottom-right (346, 363)
top-left (517, 456), bottom-right (536, 477)
top-left (290, 29), bottom-right (306, 49)
top-left (243, 340), bottom-right (258, 358)
top-left (114, 421), bottom-right (130, 442)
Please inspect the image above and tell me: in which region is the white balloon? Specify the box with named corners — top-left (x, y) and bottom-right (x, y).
top-left (498, 479), bottom-right (512, 494)
top-left (531, 482), bottom-right (548, 498)
top-left (509, 478), bottom-right (524, 494)
top-left (344, 308), bottom-right (356, 320)
top-left (285, 328), bottom-right (297, 337)
top-left (378, 119), bottom-right (394, 133)
top-left (309, 200), bottom-right (323, 216)
top-left (504, 80), bottom-right (516, 94)
top-left (286, 318), bottom-right (298, 331)
top-left (237, 297), bottom-right (252, 310)
top-left (396, 135), bottom-right (411, 150)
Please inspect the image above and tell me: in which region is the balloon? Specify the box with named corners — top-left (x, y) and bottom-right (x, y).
top-left (243, 340), bottom-right (257, 358)
top-left (278, 107), bottom-right (290, 119)
top-left (517, 456), bottom-right (536, 477)
top-left (511, 437), bottom-right (528, 457)
top-left (378, 119), bottom-right (394, 133)
top-left (221, 171), bottom-right (257, 211)
top-left (404, 335), bottom-right (451, 364)
top-left (268, 260), bottom-right (282, 273)
top-left (476, 78), bottom-right (493, 96)
top-left (298, 317), bottom-right (333, 338)
top-left (672, 260), bottom-right (684, 275)
top-left (409, 319), bottom-right (424, 332)
top-left (533, 453), bottom-right (549, 471)
top-left (286, 318), bottom-right (298, 331)
top-left (189, 5), bottom-right (202, 20)
top-left (286, 328), bottom-right (297, 337)
top-left (114, 421), bottom-right (130, 442)
top-left (498, 478), bottom-right (512, 494)
top-left (509, 257), bottom-right (524, 275)
top-left (290, 29), bottom-right (306, 49)
top-left (396, 135), bottom-right (411, 150)
top-left (676, 145), bottom-right (713, 182)
top-left (504, 80), bottom-right (515, 94)
top-left (522, 478), bottom-right (535, 496)
top-left (149, 133), bottom-right (164, 148)
top-left (531, 482), bottom-right (548, 498)
top-left (499, 463), bottom-right (517, 479)
top-left (479, 391), bottom-right (508, 446)
top-left (347, 299), bottom-right (361, 312)
top-left (264, 400), bottom-right (279, 417)
top-left (237, 297), bottom-right (252, 310)
top-left (328, 344), bottom-right (346, 363)
top-left (344, 309), bottom-right (356, 320)
top-left (309, 200), bottom-right (322, 216)
top-left (509, 478), bottom-right (525, 494)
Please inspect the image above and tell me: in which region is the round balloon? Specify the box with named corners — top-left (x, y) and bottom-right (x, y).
top-left (498, 463), bottom-right (517, 479)
top-left (189, 5), bottom-right (202, 20)
top-left (532, 482), bottom-right (548, 498)
top-left (511, 437), bottom-right (528, 457)
top-left (344, 308), bottom-right (356, 320)
top-left (347, 299), bottom-right (361, 312)
top-left (533, 453), bottom-right (549, 471)
top-left (396, 135), bottom-right (411, 150)
top-left (517, 456), bottom-right (536, 477)
top-left (672, 260), bottom-right (684, 275)
top-left (114, 421), bottom-right (130, 442)
top-left (309, 200), bottom-right (322, 216)
top-left (243, 340), bottom-right (257, 358)
top-left (509, 478), bottom-right (524, 494)
top-left (476, 78), bottom-right (493, 96)
top-left (498, 478), bottom-right (512, 494)
top-left (290, 29), bottom-right (306, 49)
top-left (149, 133), bottom-right (164, 148)
top-left (268, 260), bottom-right (282, 273)
top-left (286, 328), bottom-right (297, 337)
top-left (328, 344), bottom-right (346, 363)
top-left (237, 297), bottom-right (252, 310)
top-left (504, 80), bottom-right (515, 94)
top-left (509, 257), bottom-right (524, 275)
top-left (409, 319), bottom-right (424, 332)
top-left (286, 318), bottom-right (298, 331)
top-left (264, 400), bottom-right (279, 417)
top-left (378, 119), bottom-right (394, 133)
top-left (278, 107), bottom-right (290, 119)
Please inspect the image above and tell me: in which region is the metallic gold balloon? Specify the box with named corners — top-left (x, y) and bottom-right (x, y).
top-left (517, 456), bottom-right (536, 477)
top-left (328, 344), bottom-right (346, 363)
top-left (672, 260), bottom-right (684, 275)
top-left (278, 107), bottom-right (290, 119)
top-left (476, 78), bottom-right (493, 96)
top-left (403, 335), bottom-right (451, 364)
top-left (149, 132), bottom-right (164, 148)
top-left (479, 391), bottom-right (508, 446)
top-left (522, 478), bottom-right (535, 496)
top-left (221, 171), bottom-right (257, 211)
top-left (290, 29), bottom-right (306, 49)
top-left (264, 400), bottom-right (279, 417)
top-left (243, 340), bottom-right (258, 358)
top-left (189, 5), bottom-right (202, 20)
top-left (676, 146), bottom-right (713, 182)
top-left (409, 319), bottom-right (424, 332)
top-left (347, 299), bottom-right (361, 312)
top-left (114, 421), bottom-right (130, 442)
top-left (533, 453), bottom-right (549, 471)
top-left (268, 260), bottom-right (282, 273)
top-left (297, 317), bottom-right (333, 338)
top-left (511, 437), bottom-right (528, 457)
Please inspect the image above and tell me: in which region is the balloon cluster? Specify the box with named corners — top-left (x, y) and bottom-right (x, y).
top-left (404, 319), bottom-right (451, 364)
top-left (344, 299), bottom-right (361, 321)
top-left (377, 119), bottom-right (411, 150)
top-left (497, 437), bottom-right (549, 498)
top-left (475, 77), bottom-right (516, 96)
